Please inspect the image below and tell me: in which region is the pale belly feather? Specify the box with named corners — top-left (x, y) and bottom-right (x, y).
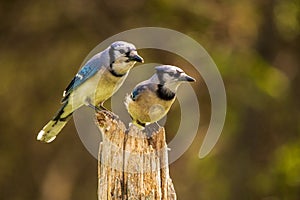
top-left (127, 92), bottom-right (175, 124)
top-left (67, 68), bottom-right (127, 110)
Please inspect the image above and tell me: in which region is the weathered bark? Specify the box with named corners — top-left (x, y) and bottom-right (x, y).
top-left (96, 111), bottom-right (176, 200)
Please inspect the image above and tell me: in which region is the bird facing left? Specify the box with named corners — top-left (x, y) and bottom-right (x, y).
top-left (37, 41), bottom-right (144, 143)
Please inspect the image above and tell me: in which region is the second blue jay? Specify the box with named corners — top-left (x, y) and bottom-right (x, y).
top-left (125, 65), bottom-right (195, 128)
top-left (37, 41), bottom-right (144, 143)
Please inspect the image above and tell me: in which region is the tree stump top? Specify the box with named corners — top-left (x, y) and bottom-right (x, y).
top-left (96, 111), bottom-right (176, 200)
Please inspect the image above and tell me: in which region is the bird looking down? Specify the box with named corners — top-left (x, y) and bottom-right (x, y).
top-left (125, 65), bottom-right (196, 128)
top-left (37, 41), bottom-right (144, 143)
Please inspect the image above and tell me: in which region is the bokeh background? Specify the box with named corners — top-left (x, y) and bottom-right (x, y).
top-left (1, 0), bottom-right (300, 199)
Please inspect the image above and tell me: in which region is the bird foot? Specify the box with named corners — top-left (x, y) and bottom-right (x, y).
top-left (101, 110), bottom-right (119, 120)
top-left (144, 122), bottom-right (161, 137)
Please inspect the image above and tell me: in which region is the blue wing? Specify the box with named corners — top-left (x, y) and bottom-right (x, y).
top-left (131, 85), bottom-right (147, 101)
top-left (62, 55), bottom-right (103, 102)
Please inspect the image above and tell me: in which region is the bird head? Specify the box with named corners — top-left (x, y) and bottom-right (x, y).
top-left (108, 41), bottom-right (144, 75)
top-left (110, 41), bottom-right (144, 63)
top-left (154, 65), bottom-right (196, 91)
top-left (155, 65), bottom-right (196, 83)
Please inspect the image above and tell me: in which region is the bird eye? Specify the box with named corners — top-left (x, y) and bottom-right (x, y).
top-left (169, 72), bottom-right (174, 76)
top-left (119, 49), bottom-right (125, 54)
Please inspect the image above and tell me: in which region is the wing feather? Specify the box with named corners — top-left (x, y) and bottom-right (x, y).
top-left (130, 82), bottom-right (156, 101)
top-left (61, 53), bottom-right (104, 102)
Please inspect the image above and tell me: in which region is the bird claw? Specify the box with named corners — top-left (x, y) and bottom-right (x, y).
top-left (102, 110), bottom-right (119, 120)
top-left (94, 106), bottom-right (103, 112)
top-left (99, 104), bottom-right (108, 111)
top-left (144, 122), bottom-right (161, 137)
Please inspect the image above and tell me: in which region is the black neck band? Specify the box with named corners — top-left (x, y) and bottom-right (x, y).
top-left (108, 47), bottom-right (114, 66)
top-left (156, 84), bottom-right (175, 101)
top-left (108, 66), bottom-right (126, 77)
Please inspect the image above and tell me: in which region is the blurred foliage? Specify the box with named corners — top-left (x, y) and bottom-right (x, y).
top-left (0, 0), bottom-right (299, 199)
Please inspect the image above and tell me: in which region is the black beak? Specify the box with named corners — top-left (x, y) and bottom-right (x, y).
top-left (180, 74), bottom-right (196, 82)
top-left (185, 75), bottom-right (196, 82)
top-left (130, 54), bottom-right (144, 63)
top-left (127, 51), bottom-right (144, 63)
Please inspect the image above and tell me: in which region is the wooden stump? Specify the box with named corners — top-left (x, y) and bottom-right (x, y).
top-left (96, 111), bottom-right (176, 200)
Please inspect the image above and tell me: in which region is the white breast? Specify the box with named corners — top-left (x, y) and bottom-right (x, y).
top-left (68, 67), bottom-right (127, 108)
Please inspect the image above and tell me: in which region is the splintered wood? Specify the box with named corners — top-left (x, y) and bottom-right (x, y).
top-left (96, 111), bottom-right (176, 200)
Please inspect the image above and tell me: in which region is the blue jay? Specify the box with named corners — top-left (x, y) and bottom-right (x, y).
top-left (37, 41), bottom-right (144, 143)
top-left (125, 65), bottom-right (195, 128)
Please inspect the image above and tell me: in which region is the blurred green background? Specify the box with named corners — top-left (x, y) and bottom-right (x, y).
top-left (1, 0), bottom-right (300, 199)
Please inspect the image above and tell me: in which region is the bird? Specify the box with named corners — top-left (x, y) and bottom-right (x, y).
top-left (37, 41), bottom-right (144, 143)
top-left (125, 65), bottom-right (195, 128)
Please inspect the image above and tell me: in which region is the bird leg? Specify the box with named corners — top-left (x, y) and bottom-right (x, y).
top-left (98, 102), bottom-right (119, 120)
top-left (85, 97), bottom-right (103, 112)
top-left (87, 103), bottom-right (102, 112)
top-left (144, 122), bottom-right (161, 138)
top-left (85, 98), bottom-right (119, 119)
top-left (99, 102), bottom-right (108, 110)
